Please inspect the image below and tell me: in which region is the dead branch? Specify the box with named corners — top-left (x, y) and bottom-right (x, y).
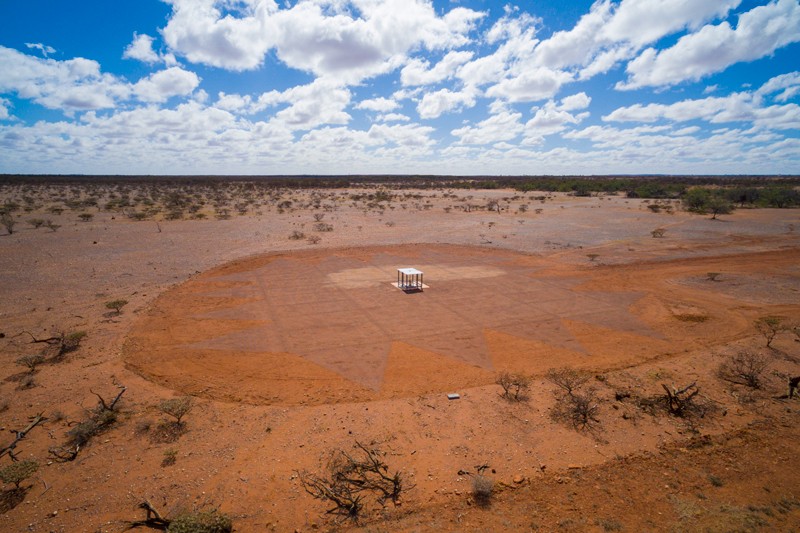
top-left (17, 331), bottom-right (61, 345)
top-left (662, 382), bottom-right (699, 417)
top-left (0, 414), bottom-right (47, 460)
top-left (91, 386), bottom-right (127, 412)
top-left (299, 470), bottom-right (363, 518)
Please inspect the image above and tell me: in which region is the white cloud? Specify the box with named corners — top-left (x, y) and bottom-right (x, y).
top-left (215, 91), bottom-right (252, 112)
top-left (601, 0), bottom-right (741, 47)
top-left (604, 74), bottom-right (800, 130)
top-left (456, 10), bottom-right (539, 90)
top-left (160, 0), bottom-right (278, 71)
top-left (559, 92), bottom-right (591, 112)
top-left (530, 1), bottom-right (612, 70)
top-left (604, 96), bottom-right (741, 123)
top-left (133, 67), bottom-right (200, 102)
top-left (451, 109), bottom-right (523, 144)
top-left (356, 97), bottom-right (399, 112)
top-left (673, 126), bottom-right (701, 135)
top-left (0, 46), bottom-right (131, 111)
top-left (123, 33), bottom-right (161, 63)
top-left (400, 50), bottom-right (474, 86)
top-left (485, 67), bottom-right (572, 103)
top-left (756, 70), bottom-right (800, 102)
top-left (270, 0), bottom-right (483, 82)
top-left (619, 0), bottom-right (800, 89)
top-left (0, 98), bottom-right (10, 120)
top-left (376, 113), bottom-right (410, 122)
top-left (417, 88), bottom-right (476, 119)
top-left (256, 78), bottom-right (352, 130)
top-left (25, 43), bottom-right (56, 57)
top-left (521, 0), bottom-right (743, 84)
top-left (523, 94), bottom-right (591, 144)
top-left (160, 0), bottom-right (483, 82)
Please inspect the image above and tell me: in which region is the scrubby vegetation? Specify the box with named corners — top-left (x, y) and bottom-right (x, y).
top-left (298, 441), bottom-right (407, 521)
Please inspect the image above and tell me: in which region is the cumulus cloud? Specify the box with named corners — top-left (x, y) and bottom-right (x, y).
top-left (215, 91), bottom-right (252, 112)
top-left (400, 50), bottom-right (474, 86)
top-left (755, 70), bottom-right (800, 102)
top-left (451, 108), bottom-right (523, 144)
top-left (160, 0), bottom-right (278, 71)
top-left (523, 92), bottom-right (591, 144)
top-left (485, 67), bottom-right (573, 103)
top-left (123, 33), bottom-right (161, 63)
top-left (0, 98), bottom-right (10, 120)
top-left (601, 0), bottom-right (741, 47)
top-left (455, 10), bottom-right (539, 91)
top-left (375, 113), bottom-right (410, 122)
top-left (559, 92), bottom-right (592, 112)
top-left (356, 97), bottom-right (399, 112)
top-left (160, 0), bottom-right (483, 82)
top-left (619, 0), bottom-right (800, 89)
top-left (529, 0), bottom-right (740, 78)
top-left (133, 67), bottom-right (201, 102)
top-left (417, 88), bottom-right (476, 119)
top-left (604, 74), bottom-right (800, 130)
top-left (255, 78), bottom-right (352, 130)
top-left (0, 46), bottom-right (130, 111)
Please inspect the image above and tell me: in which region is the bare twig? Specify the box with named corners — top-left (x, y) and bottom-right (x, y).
top-left (0, 414), bottom-right (47, 460)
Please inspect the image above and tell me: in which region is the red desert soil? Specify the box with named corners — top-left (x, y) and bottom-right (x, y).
top-left (0, 189), bottom-right (799, 532)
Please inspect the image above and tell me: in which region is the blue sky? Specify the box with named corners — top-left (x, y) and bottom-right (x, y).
top-left (0, 0), bottom-right (798, 175)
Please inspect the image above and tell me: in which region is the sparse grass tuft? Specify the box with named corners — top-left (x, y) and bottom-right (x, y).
top-left (472, 475), bottom-right (494, 507)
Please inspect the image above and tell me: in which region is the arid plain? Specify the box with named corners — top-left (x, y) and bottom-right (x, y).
top-left (1, 180), bottom-right (799, 532)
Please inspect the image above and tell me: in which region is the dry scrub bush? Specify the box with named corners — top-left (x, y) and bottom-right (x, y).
top-left (15, 354), bottom-right (45, 373)
top-left (495, 371), bottom-right (531, 401)
top-left (0, 213), bottom-right (15, 235)
top-left (0, 460), bottom-right (38, 488)
top-left (105, 299), bottom-right (128, 315)
top-left (551, 388), bottom-right (601, 430)
top-left (152, 397), bottom-right (193, 443)
top-left (50, 386), bottom-right (125, 461)
top-left (168, 510), bottom-right (232, 533)
top-left (658, 382), bottom-right (716, 420)
top-left (313, 222), bottom-right (333, 232)
top-left (718, 352), bottom-right (769, 389)
top-left (159, 397), bottom-right (193, 424)
top-left (755, 316), bottom-right (787, 348)
top-left (547, 368), bottom-right (600, 431)
top-left (299, 441), bottom-right (407, 520)
top-left (546, 367), bottom-right (591, 396)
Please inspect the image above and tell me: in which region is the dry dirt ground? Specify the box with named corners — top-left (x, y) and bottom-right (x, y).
top-left (0, 187), bottom-right (799, 532)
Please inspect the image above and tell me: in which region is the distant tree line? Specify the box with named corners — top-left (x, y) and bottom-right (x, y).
top-left (1, 174), bottom-right (798, 207)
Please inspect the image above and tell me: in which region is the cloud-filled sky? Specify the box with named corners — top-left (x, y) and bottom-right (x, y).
top-left (0, 0), bottom-right (798, 175)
